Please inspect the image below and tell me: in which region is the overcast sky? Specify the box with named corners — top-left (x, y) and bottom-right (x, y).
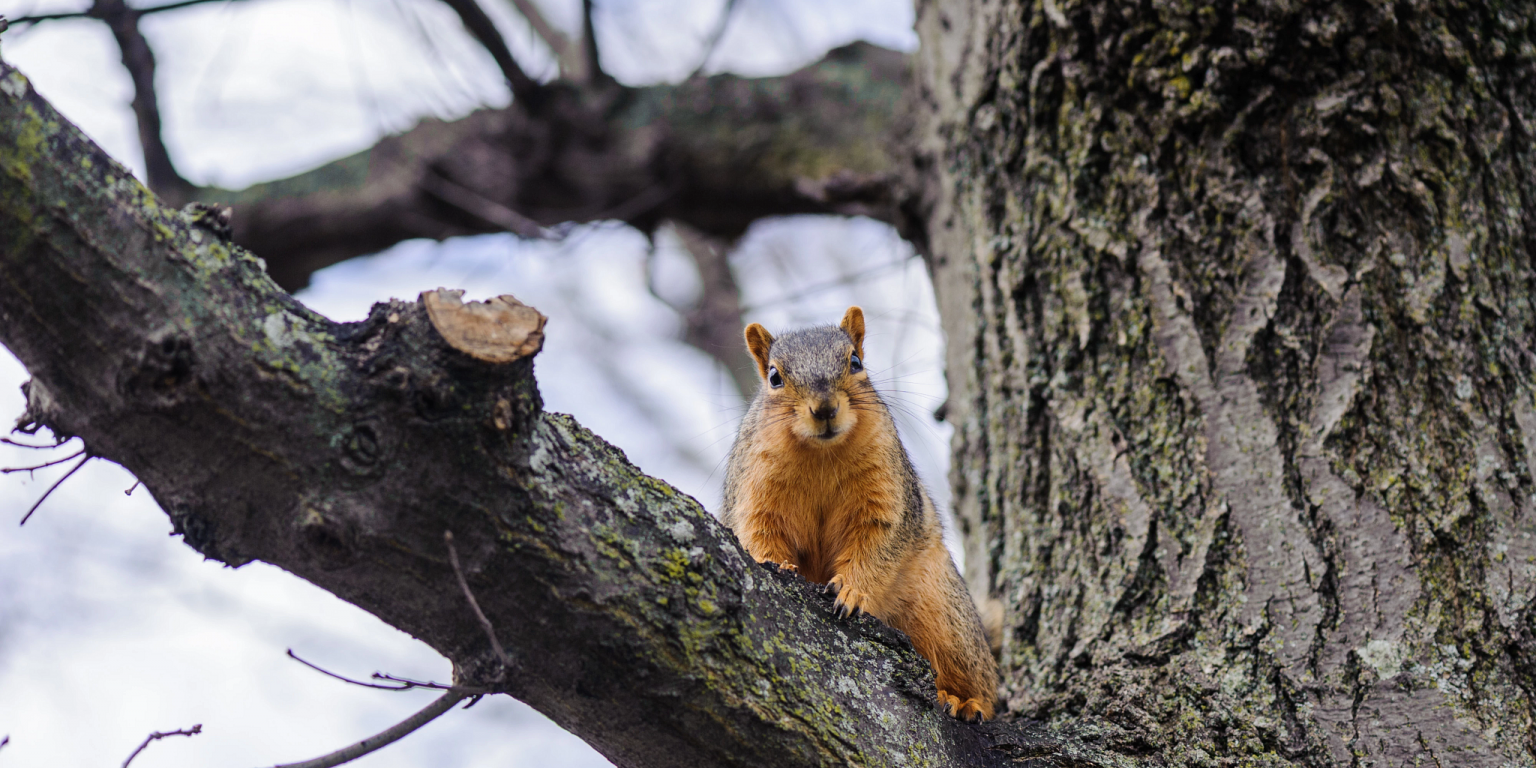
top-left (0, 3), bottom-right (938, 766)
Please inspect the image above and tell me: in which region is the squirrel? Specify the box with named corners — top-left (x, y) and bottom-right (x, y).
top-left (719, 306), bottom-right (999, 721)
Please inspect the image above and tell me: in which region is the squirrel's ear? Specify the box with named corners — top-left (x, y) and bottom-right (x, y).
top-left (744, 323), bottom-right (774, 379)
top-left (840, 306), bottom-right (865, 356)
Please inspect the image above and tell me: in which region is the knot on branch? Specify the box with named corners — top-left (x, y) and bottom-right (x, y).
top-left (118, 330), bottom-right (197, 405)
top-left (296, 497), bottom-right (369, 571)
top-left (180, 202), bottom-right (234, 242)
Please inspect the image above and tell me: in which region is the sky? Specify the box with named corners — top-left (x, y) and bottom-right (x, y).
top-left (0, 2), bottom-right (937, 766)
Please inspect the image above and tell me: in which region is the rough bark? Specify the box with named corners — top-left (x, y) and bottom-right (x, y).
top-left (198, 42), bottom-right (917, 292)
top-left (0, 62), bottom-right (1110, 768)
top-left (918, 0), bottom-right (1536, 764)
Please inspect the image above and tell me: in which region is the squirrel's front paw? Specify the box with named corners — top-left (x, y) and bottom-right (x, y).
top-left (827, 574), bottom-right (871, 617)
top-left (775, 561), bottom-right (799, 574)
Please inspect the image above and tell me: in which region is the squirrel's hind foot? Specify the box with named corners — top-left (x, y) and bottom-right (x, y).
top-left (937, 690), bottom-right (992, 722)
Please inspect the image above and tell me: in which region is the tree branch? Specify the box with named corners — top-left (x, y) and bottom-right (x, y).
top-left (579, 0), bottom-right (608, 85)
top-left (435, 0), bottom-right (541, 105)
top-left (658, 222), bottom-right (758, 400)
top-left (200, 42), bottom-right (915, 290)
top-left (121, 725), bottom-right (202, 768)
top-left (501, 0), bottom-right (585, 82)
top-left (89, 0), bottom-right (195, 205)
top-left (269, 689), bottom-right (470, 768)
top-left (9, 0), bottom-right (249, 26)
top-left (0, 60), bottom-right (1110, 768)
top-left (688, 0), bottom-right (739, 78)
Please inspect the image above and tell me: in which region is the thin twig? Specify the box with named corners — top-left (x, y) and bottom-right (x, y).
top-left (419, 171), bottom-right (549, 239)
top-left (1, 436), bottom-right (68, 449)
top-left (19, 454), bottom-right (90, 526)
top-left (503, 0), bottom-right (582, 81)
top-left (444, 531), bottom-right (511, 669)
top-left (372, 672), bottom-right (456, 690)
top-left (688, 0), bottom-right (740, 78)
top-left (10, 0), bottom-right (245, 25)
top-left (279, 651), bottom-right (463, 694)
top-left (580, 0), bottom-right (609, 83)
top-left (2, 449), bottom-right (86, 476)
top-left (122, 724), bottom-right (202, 768)
top-left (288, 649), bottom-right (415, 690)
top-left (1, 734), bottom-right (10, 750)
top-left (125, 479), bottom-right (142, 495)
top-left (269, 689), bottom-right (470, 768)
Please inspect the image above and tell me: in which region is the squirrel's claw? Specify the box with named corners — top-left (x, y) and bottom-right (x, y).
top-left (828, 574), bottom-right (871, 617)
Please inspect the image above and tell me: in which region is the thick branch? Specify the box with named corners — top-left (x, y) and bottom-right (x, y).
top-left (197, 42), bottom-right (916, 290)
top-left (0, 62), bottom-right (1102, 768)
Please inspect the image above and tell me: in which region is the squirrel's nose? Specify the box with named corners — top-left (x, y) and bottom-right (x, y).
top-left (811, 404), bottom-right (838, 422)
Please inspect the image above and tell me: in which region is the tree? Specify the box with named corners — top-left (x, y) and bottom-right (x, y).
top-left (3, 0), bottom-right (1535, 766)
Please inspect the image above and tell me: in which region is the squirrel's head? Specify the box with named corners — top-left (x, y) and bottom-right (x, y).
top-left (743, 306), bottom-right (872, 447)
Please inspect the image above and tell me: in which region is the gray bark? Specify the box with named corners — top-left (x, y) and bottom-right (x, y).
top-left (918, 0), bottom-right (1536, 764)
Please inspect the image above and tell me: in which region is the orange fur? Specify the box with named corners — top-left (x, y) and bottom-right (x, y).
top-left (722, 307), bottom-right (998, 721)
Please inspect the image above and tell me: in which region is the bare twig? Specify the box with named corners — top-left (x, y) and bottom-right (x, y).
top-left (372, 672), bottom-right (457, 690)
top-left (287, 650), bottom-right (474, 693)
top-left (122, 724), bottom-right (202, 768)
top-left (287, 649), bottom-right (422, 690)
top-left (419, 171), bottom-right (550, 239)
top-left (1, 436), bottom-right (69, 449)
top-left (688, 0), bottom-right (740, 78)
top-left (1, 734), bottom-right (10, 750)
top-left (3, 448), bottom-right (86, 477)
top-left (435, 0), bottom-right (540, 104)
top-left (18, 453), bottom-right (90, 526)
top-left (12, 0), bottom-right (247, 25)
top-left (502, 0), bottom-right (584, 81)
top-left (443, 530), bottom-right (511, 669)
top-left (268, 689), bottom-right (469, 768)
top-left (125, 479), bottom-right (141, 495)
top-left (580, 0), bottom-right (609, 84)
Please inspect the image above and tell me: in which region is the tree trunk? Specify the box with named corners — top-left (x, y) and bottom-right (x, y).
top-left (917, 0), bottom-right (1536, 764)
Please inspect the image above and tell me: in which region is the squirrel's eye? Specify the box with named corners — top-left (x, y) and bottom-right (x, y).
top-left (768, 366), bottom-right (784, 388)
top-left (850, 354), bottom-right (863, 373)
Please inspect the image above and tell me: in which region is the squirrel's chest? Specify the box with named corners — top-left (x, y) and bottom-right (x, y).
top-left (741, 456), bottom-right (895, 576)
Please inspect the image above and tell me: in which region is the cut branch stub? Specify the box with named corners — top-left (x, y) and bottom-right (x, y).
top-left (422, 289), bottom-right (546, 363)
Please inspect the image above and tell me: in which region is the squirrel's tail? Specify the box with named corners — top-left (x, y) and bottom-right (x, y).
top-left (979, 595), bottom-right (1004, 659)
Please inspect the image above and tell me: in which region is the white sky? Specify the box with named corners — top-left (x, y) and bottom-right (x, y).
top-left (0, 2), bottom-right (936, 766)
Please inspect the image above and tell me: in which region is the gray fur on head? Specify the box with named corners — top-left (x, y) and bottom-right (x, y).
top-left (769, 325), bottom-right (853, 391)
